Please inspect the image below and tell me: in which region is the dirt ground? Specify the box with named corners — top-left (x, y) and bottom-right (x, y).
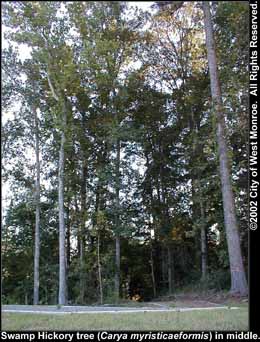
top-left (152, 292), bottom-right (248, 308)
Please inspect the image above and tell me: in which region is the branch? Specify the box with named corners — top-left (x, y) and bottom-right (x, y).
top-left (47, 71), bottom-right (59, 101)
top-left (41, 31), bottom-right (59, 102)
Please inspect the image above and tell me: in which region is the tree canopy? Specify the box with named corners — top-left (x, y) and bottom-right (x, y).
top-left (2, 1), bottom-right (248, 304)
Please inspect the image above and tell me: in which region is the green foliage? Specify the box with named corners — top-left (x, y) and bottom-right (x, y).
top-left (2, 1), bottom-right (248, 304)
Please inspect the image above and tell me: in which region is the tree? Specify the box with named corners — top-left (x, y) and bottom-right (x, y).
top-left (68, 1), bottom-right (145, 300)
top-left (202, 1), bottom-right (247, 296)
top-left (2, 1), bottom-right (249, 305)
top-left (32, 100), bottom-right (41, 305)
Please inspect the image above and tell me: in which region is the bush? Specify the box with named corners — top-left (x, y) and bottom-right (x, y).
top-left (205, 269), bottom-right (230, 291)
top-left (174, 269), bottom-right (230, 294)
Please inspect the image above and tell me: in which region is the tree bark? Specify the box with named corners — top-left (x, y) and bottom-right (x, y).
top-left (203, 1), bottom-right (248, 296)
top-left (97, 232), bottom-right (103, 304)
top-left (65, 199), bottom-right (70, 303)
top-left (33, 105), bottom-right (40, 305)
top-left (200, 225), bottom-right (207, 280)
top-left (79, 162), bottom-right (87, 304)
top-left (115, 236), bottom-right (120, 300)
top-left (150, 241), bottom-right (157, 298)
top-left (200, 200), bottom-right (207, 280)
top-left (114, 138), bottom-right (121, 300)
top-left (167, 245), bottom-right (174, 294)
top-left (74, 196), bottom-right (80, 258)
top-left (46, 68), bottom-right (68, 304)
top-left (58, 102), bottom-right (67, 305)
top-left (161, 246), bottom-right (167, 287)
top-left (94, 178), bottom-right (104, 304)
top-left (66, 199), bottom-right (71, 267)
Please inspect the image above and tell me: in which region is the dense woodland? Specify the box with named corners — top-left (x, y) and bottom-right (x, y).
top-left (2, 1), bottom-right (249, 305)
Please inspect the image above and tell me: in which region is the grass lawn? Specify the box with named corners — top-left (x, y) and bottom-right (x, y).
top-left (2, 307), bottom-right (248, 331)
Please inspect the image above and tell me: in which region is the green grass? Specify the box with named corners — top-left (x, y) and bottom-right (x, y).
top-left (2, 308), bottom-right (248, 331)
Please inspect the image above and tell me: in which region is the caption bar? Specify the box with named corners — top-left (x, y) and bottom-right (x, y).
top-left (1, 331), bottom-right (260, 341)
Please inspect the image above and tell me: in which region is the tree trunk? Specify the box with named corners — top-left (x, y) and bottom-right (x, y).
top-left (33, 105), bottom-right (40, 305)
top-left (94, 178), bottom-right (103, 304)
top-left (199, 198), bottom-right (207, 280)
top-left (65, 200), bottom-right (71, 303)
top-left (161, 246), bottom-right (167, 287)
top-left (203, 1), bottom-right (248, 296)
top-left (44, 285), bottom-right (48, 304)
top-left (66, 199), bottom-right (71, 267)
top-left (79, 162), bottom-right (87, 304)
top-left (150, 242), bottom-right (156, 298)
top-left (200, 226), bottom-right (207, 280)
top-left (167, 245), bottom-right (174, 294)
top-left (97, 232), bottom-right (103, 304)
top-left (74, 196), bottom-right (80, 258)
top-left (114, 138), bottom-right (121, 300)
top-left (115, 236), bottom-right (120, 300)
top-left (58, 102), bottom-right (67, 305)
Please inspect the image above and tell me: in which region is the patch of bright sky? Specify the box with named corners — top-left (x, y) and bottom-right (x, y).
top-left (129, 2), bottom-right (154, 11)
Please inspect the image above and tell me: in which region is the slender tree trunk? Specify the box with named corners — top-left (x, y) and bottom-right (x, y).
top-left (146, 162), bottom-right (157, 299)
top-left (65, 203), bottom-right (70, 303)
top-left (115, 236), bottom-right (120, 300)
top-left (114, 138), bottom-right (121, 300)
top-left (33, 105), bottom-right (40, 305)
top-left (203, 1), bottom-right (247, 296)
top-left (150, 240), bottom-right (157, 298)
top-left (74, 196), bottom-right (80, 257)
top-left (167, 245), bottom-right (173, 294)
top-left (199, 199), bottom-right (207, 280)
top-left (66, 199), bottom-right (71, 267)
top-left (200, 225), bottom-right (207, 280)
top-left (58, 103), bottom-right (67, 305)
top-left (46, 70), bottom-right (68, 304)
top-left (44, 285), bottom-right (48, 304)
top-left (161, 246), bottom-right (167, 287)
top-left (97, 232), bottom-right (103, 304)
top-left (79, 162), bottom-right (87, 304)
top-left (94, 178), bottom-right (103, 304)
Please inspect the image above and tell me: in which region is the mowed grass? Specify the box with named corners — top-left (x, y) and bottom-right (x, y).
top-left (2, 308), bottom-right (248, 331)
